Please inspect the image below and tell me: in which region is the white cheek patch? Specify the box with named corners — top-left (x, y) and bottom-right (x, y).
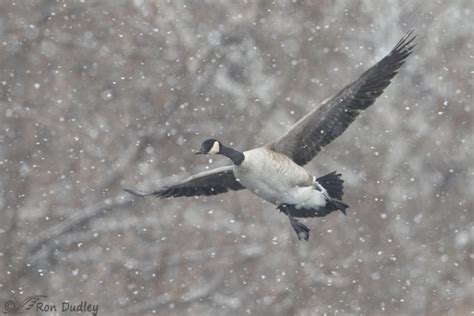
top-left (209, 141), bottom-right (220, 154)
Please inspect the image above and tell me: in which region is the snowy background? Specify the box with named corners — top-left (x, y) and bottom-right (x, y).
top-left (0, 0), bottom-right (472, 315)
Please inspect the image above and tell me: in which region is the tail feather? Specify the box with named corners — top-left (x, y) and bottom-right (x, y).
top-left (316, 171), bottom-right (344, 200)
top-left (327, 199), bottom-right (349, 215)
top-left (316, 171), bottom-right (349, 215)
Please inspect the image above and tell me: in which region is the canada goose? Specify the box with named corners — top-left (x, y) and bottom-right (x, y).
top-left (126, 32), bottom-right (415, 241)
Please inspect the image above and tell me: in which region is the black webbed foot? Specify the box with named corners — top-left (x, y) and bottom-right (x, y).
top-left (288, 216), bottom-right (310, 241)
top-left (278, 204), bottom-right (310, 241)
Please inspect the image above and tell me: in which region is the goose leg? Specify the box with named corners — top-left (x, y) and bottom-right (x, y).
top-left (278, 204), bottom-right (310, 241)
top-left (287, 215), bottom-right (310, 241)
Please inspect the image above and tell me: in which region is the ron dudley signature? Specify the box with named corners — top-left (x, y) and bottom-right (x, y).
top-left (3, 295), bottom-right (99, 316)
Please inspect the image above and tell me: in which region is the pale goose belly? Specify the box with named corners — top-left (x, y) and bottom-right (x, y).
top-left (234, 148), bottom-right (326, 208)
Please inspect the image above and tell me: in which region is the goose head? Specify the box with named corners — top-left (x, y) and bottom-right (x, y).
top-left (195, 139), bottom-right (222, 155)
top-left (195, 139), bottom-right (245, 165)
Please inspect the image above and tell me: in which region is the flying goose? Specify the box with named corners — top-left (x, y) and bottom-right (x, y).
top-left (126, 32), bottom-right (415, 241)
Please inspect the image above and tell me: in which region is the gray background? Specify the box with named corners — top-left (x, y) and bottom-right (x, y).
top-left (0, 0), bottom-right (472, 315)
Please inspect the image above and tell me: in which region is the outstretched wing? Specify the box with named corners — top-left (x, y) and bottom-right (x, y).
top-left (125, 165), bottom-right (245, 198)
top-left (269, 31), bottom-right (416, 166)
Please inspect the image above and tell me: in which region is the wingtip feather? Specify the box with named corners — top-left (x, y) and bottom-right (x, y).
top-left (393, 30), bottom-right (417, 55)
top-left (124, 188), bottom-right (153, 197)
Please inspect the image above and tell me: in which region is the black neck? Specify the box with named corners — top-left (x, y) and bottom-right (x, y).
top-left (220, 144), bottom-right (245, 165)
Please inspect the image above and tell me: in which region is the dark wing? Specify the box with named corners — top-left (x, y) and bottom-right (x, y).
top-left (269, 31), bottom-right (416, 166)
top-left (125, 165), bottom-right (245, 198)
